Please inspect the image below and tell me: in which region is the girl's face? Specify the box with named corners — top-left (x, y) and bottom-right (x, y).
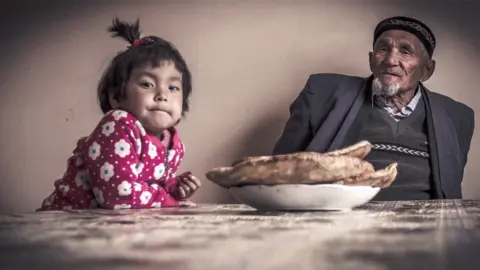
top-left (113, 61), bottom-right (183, 135)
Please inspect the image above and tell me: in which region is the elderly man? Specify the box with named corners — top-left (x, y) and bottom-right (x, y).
top-left (273, 16), bottom-right (475, 200)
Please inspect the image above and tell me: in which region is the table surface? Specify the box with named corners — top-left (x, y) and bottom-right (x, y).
top-left (1, 200), bottom-right (479, 270)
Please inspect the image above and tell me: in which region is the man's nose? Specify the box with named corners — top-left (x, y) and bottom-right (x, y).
top-left (383, 51), bottom-right (400, 66)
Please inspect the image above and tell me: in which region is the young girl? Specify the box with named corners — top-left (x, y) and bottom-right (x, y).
top-left (38, 18), bottom-right (201, 210)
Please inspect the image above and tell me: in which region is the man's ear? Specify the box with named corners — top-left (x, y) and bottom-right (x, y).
top-left (421, 59), bottom-right (436, 82)
top-left (368, 51), bottom-right (374, 72)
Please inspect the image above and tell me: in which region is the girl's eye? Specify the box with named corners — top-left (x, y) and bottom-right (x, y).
top-left (169, 85), bottom-right (180, 91)
top-left (140, 82), bottom-right (154, 88)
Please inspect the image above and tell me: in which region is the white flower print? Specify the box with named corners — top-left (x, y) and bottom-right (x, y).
top-left (43, 193), bottom-right (56, 207)
top-left (137, 162), bottom-right (144, 174)
top-left (150, 183), bottom-right (159, 190)
top-left (136, 139), bottom-right (142, 155)
top-left (102, 121), bottom-right (115, 137)
top-left (112, 110), bottom-right (128, 121)
top-left (88, 142), bottom-right (101, 160)
top-left (135, 121), bottom-right (146, 136)
top-left (114, 139), bottom-right (131, 158)
top-left (117, 181), bottom-right (132, 196)
top-left (74, 170), bottom-right (90, 190)
top-left (130, 164), bottom-right (138, 176)
top-left (114, 204), bottom-right (132, 210)
top-left (58, 184), bottom-right (70, 196)
top-left (92, 187), bottom-right (104, 204)
top-left (133, 182), bottom-right (142, 192)
top-left (130, 162), bottom-right (144, 176)
top-left (140, 191), bottom-right (153, 205)
top-left (167, 150), bottom-right (176, 162)
top-left (175, 155), bottom-right (180, 166)
top-left (99, 162), bottom-right (115, 182)
top-left (148, 142), bottom-right (157, 159)
top-left (151, 202), bottom-right (162, 208)
top-left (154, 163), bottom-right (166, 180)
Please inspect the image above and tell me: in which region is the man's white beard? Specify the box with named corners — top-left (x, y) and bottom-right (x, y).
top-left (372, 77), bottom-right (400, 97)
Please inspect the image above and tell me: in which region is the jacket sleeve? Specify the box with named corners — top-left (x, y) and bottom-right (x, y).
top-left (459, 106), bottom-right (475, 167)
top-left (272, 76), bottom-right (315, 155)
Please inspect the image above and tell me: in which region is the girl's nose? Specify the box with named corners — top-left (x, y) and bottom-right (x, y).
top-left (154, 88), bottom-right (168, 102)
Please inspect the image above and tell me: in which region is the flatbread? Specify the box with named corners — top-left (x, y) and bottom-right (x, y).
top-left (332, 162), bottom-right (398, 188)
top-left (324, 140), bottom-right (372, 159)
top-left (205, 140), bottom-right (398, 189)
top-left (231, 140), bottom-right (372, 167)
top-left (206, 151), bottom-right (375, 188)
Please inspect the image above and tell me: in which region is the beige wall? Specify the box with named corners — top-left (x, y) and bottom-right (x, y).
top-left (1, 0), bottom-right (479, 213)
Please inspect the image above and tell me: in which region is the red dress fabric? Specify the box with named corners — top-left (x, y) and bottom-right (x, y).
top-left (38, 110), bottom-right (187, 210)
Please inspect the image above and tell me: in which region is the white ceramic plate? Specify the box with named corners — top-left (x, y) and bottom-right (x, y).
top-left (229, 184), bottom-right (380, 211)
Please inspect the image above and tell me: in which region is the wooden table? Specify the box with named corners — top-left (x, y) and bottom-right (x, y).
top-left (1, 200), bottom-right (479, 270)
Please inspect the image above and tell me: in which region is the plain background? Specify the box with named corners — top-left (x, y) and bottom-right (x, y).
top-left (0, 0), bottom-right (479, 213)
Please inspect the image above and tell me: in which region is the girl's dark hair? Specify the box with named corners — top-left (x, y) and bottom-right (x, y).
top-left (97, 18), bottom-right (192, 116)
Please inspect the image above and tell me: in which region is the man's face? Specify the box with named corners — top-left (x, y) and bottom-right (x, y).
top-left (369, 29), bottom-right (434, 97)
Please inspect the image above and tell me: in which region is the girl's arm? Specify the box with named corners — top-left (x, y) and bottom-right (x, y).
top-left (84, 111), bottom-right (179, 209)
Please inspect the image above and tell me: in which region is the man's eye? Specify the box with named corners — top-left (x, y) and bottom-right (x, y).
top-left (375, 47), bottom-right (387, 54)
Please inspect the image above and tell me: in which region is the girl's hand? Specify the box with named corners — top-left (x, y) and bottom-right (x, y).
top-left (174, 171), bottom-right (201, 200)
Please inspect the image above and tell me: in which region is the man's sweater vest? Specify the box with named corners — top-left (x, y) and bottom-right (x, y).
top-left (342, 95), bottom-right (432, 200)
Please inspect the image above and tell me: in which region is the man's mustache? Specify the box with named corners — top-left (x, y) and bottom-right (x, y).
top-left (380, 70), bottom-right (403, 77)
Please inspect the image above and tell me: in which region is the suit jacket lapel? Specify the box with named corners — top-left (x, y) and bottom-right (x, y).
top-left (422, 85), bottom-right (462, 199)
top-left (306, 77), bottom-right (369, 153)
top-left (327, 80), bottom-right (368, 151)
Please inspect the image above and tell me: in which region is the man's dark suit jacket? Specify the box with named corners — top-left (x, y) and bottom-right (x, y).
top-left (273, 73), bottom-right (475, 199)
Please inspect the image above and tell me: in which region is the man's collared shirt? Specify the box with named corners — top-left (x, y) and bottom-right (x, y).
top-left (373, 86), bottom-right (422, 122)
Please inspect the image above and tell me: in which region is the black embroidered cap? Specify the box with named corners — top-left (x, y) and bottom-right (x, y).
top-left (373, 16), bottom-right (436, 57)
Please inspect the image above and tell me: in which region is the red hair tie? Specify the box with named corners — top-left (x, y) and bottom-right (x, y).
top-left (127, 39), bottom-right (142, 49)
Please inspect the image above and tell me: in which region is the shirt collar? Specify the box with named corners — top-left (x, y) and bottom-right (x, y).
top-left (373, 85), bottom-right (422, 113)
